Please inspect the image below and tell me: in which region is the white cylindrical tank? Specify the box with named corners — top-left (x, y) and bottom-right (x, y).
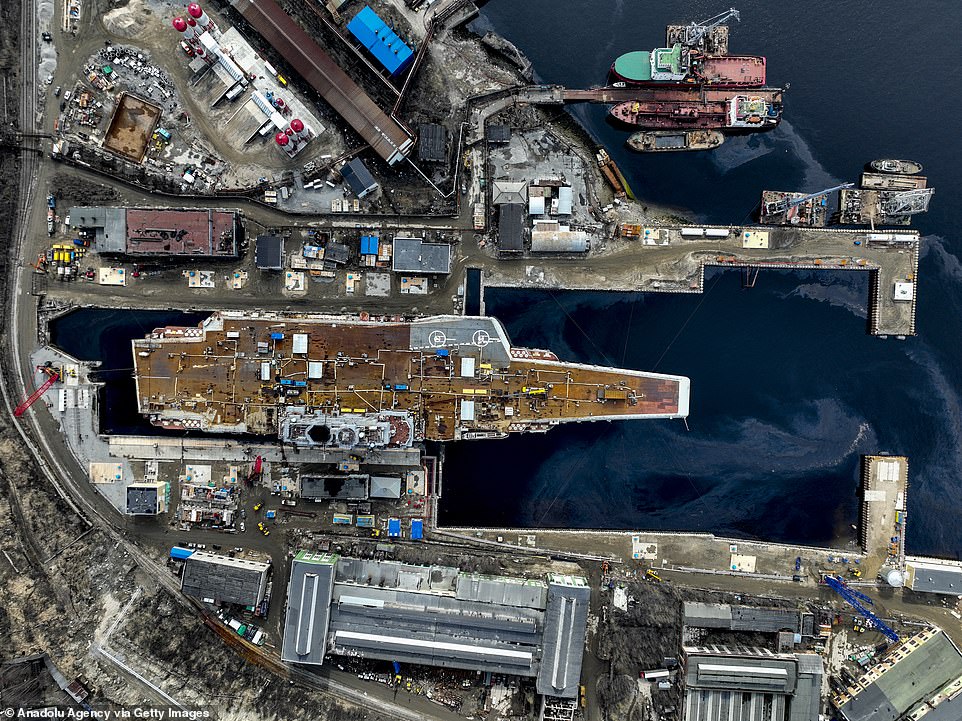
top-left (887, 569), bottom-right (905, 587)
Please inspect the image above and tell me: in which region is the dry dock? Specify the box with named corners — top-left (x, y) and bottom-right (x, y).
top-left (481, 223), bottom-right (920, 338)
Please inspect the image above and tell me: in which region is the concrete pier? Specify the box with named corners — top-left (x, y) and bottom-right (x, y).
top-left (480, 224), bottom-right (920, 338)
top-left (858, 455), bottom-right (907, 575)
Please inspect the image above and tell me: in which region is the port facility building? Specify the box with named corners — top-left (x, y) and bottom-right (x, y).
top-left (230, 0), bottom-right (413, 165)
top-left (70, 207), bottom-right (239, 257)
top-left (281, 556), bottom-right (590, 699)
top-left (833, 628), bottom-right (962, 721)
top-left (904, 557), bottom-right (962, 595)
top-left (346, 6), bottom-right (414, 76)
top-left (683, 646), bottom-right (823, 721)
top-left (181, 551), bottom-right (271, 607)
top-left (392, 237), bottom-right (451, 274)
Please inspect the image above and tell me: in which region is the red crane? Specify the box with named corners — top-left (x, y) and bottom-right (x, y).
top-left (14, 366), bottom-right (60, 417)
top-left (246, 455), bottom-right (263, 486)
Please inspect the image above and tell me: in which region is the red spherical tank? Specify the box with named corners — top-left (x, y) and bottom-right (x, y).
top-left (186, 16), bottom-right (196, 26)
top-left (172, 16), bottom-right (188, 31)
top-left (285, 128), bottom-right (294, 136)
top-left (275, 132), bottom-right (290, 146)
top-left (187, 2), bottom-right (203, 18)
top-left (290, 118), bottom-right (304, 133)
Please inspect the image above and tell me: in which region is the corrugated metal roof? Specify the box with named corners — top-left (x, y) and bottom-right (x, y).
top-left (417, 123), bottom-right (446, 162)
top-left (908, 560), bottom-right (962, 595)
top-left (456, 573), bottom-right (547, 609)
top-left (341, 158), bottom-right (378, 197)
top-left (230, 0), bottom-right (413, 164)
top-left (498, 203), bottom-right (524, 252)
top-left (537, 579), bottom-right (590, 699)
top-left (181, 552), bottom-right (270, 607)
top-left (281, 554), bottom-right (338, 665)
top-left (370, 475), bottom-right (402, 499)
top-left (391, 238), bottom-right (451, 274)
top-left (346, 6), bottom-right (414, 76)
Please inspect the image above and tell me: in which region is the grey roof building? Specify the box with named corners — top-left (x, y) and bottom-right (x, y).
top-left (417, 123), bottom-right (447, 162)
top-left (906, 558), bottom-right (962, 595)
top-left (255, 235), bottom-right (284, 270)
top-left (492, 180), bottom-right (527, 205)
top-left (683, 646), bottom-right (823, 721)
top-left (498, 203), bottom-right (524, 254)
top-left (70, 206), bottom-right (126, 252)
top-left (486, 124), bottom-right (511, 144)
top-left (300, 474), bottom-right (369, 500)
top-left (181, 551), bottom-right (271, 607)
top-left (125, 481), bottom-right (166, 515)
top-left (683, 602), bottom-right (803, 634)
top-left (341, 158), bottom-right (378, 198)
top-left (281, 552), bottom-right (338, 665)
top-left (369, 476), bottom-right (401, 499)
top-left (280, 555), bottom-right (589, 699)
top-left (537, 575), bottom-right (590, 698)
top-left (392, 237), bottom-right (451, 274)
top-left (834, 628), bottom-right (962, 721)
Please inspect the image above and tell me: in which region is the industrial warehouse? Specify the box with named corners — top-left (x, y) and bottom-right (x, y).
top-left (281, 554), bottom-right (589, 700)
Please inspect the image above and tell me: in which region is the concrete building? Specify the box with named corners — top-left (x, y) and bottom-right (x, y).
top-left (341, 158), bottom-right (378, 198)
top-left (369, 475), bottom-right (402, 499)
top-left (834, 628), bottom-right (962, 721)
top-left (492, 180), bottom-right (527, 205)
top-left (280, 556), bottom-right (590, 699)
top-left (181, 551), bottom-right (271, 607)
top-left (905, 557), bottom-right (962, 596)
top-left (683, 646), bottom-right (823, 721)
top-left (125, 481), bottom-right (167, 515)
top-left (392, 237), bottom-right (451, 274)
top-left (486, 124), bottom-right (511, 144)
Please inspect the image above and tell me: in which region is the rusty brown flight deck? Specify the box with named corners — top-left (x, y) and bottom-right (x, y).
top-left (132, 313), bottom-right (690, 448)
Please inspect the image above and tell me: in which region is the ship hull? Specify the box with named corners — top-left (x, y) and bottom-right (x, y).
top-left (610, 54), bottom-right (766, 88)
top-left (627, 130), bottom-right (725, 152)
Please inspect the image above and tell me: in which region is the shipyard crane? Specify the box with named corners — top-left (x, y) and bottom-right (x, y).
top-left (14, 366), bottom-right (60, 417)
top-left (764, 183), bottom-right (854, 217)
top-left (683, 8), bottom-right (741, 47)
top-left (246, 455), bottom-right (263, 486)
top-left (823, 575), bottom-right (900, 643)
top-left (881, 187), bottom-right (935, 217)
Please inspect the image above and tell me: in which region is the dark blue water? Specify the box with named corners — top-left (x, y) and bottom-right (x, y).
top-left (49, 309), bottom-right (209, 434)
top-left (440, 1), bottom-right (962, 556)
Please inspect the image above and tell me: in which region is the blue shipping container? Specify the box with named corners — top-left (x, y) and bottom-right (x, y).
top-left (435, 349), bottom-right (449, 357)
top-left (270, 332), bottom-right (284, 340)
top-left (411, 519), bottom-right (423, 540)
top-left (388, 518), bottom-right (401, 537)
top-left (170, 547), bottom-right (194, 560)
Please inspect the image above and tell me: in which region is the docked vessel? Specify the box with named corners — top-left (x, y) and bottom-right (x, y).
top-left (869, 159), bottom-right (923, 175)
top-left (609, 90), bottom-right (782, 131)
top-left (132, 313), bottom-right (690, 445)
top-left (610, 46), bottom-right (766, 88)
top-left (626, 130), bottom-right (724, 152)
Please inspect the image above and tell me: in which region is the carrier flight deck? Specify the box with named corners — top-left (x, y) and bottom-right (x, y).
top-left (131, 313), bottom-right (690, 447)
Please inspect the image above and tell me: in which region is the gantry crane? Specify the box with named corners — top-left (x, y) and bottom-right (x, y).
top-left (683, 8), bottom-right (741, 47)
top-left (14, 366), bottom-right (60, 417)
top-left (824, 575), bottom-right (900, 643)
top-left (764, 183), bottom-right (854, 217)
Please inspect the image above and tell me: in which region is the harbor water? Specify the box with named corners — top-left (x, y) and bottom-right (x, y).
top-left (440, 0), bottom-right (962, 556)
top-left (48, 1), bottom-right (962, 556)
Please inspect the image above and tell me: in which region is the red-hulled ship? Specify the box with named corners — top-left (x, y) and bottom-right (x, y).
top-left (609, 88), bottom-right (783, 131)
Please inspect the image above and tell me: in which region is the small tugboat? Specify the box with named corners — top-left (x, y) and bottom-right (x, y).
top-left (869, 159), bottom-right (923, 175)
top-left (627, 129), bottom-right (725, 152)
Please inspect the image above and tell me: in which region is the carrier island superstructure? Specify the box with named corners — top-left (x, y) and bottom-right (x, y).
top-left (131, 313), bottom-right (690, 448)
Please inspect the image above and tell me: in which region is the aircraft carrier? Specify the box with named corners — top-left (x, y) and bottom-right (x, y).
top-left (131, 313), bottom-right (690, 447)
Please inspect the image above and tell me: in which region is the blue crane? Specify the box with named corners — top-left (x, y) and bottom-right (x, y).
top-left (824, 575), bottom-right (900, 643)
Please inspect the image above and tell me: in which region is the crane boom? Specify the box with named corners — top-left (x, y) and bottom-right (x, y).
top-left (684, 8), bottom-right (741, 47)
top-left (14, 367), bottom-right (60, 417)
top-left (764, 183), bottom-right (854, 216)
top-left (824, 576), bottom-right (900, 643)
